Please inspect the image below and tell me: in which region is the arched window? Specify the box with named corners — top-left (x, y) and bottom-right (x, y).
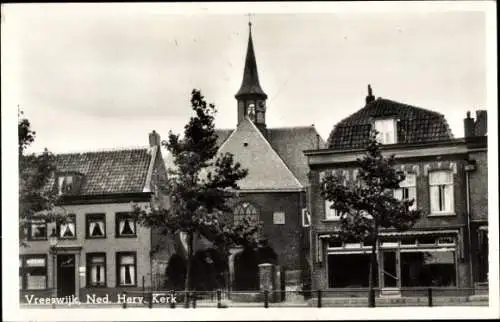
top-left (233, 202), bottom-right (259, 226)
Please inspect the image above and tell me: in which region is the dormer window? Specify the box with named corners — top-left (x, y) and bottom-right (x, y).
top-left (56, 172), bottom-right (83, 195)
top-left (58, 175), bottom-right (73, 195)
top-left (374, 119), bottom-right (397, 144)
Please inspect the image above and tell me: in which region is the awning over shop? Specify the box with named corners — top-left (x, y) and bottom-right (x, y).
top-left (379, 229), bottom-right (459, 237)
top-left (318, 229), bottom-right (459, 239)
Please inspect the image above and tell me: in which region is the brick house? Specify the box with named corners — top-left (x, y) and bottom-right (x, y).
top-left (161, 23), bottom-right (325, 294)
top-left (464, 111), bottom-right (488, 292)
top-left (304, 87), bottom-right (488, 296)
top-left (19, 131), bottom-right (168, 302)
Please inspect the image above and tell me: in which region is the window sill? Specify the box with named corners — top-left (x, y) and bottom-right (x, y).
top-left (85, 236), bottom-right (107, 239)
top-left (321, 219), bottom-right (341, 223)
top-left (428, 212), bottom-right (456, 217)
top-left (115, 235), bottom-right (138, 238)
top-left (86, 284), bottom-right (107, 288)
top-left (27, 238), bottom-right (48, 241)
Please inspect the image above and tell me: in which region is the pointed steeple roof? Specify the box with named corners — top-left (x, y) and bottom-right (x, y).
top-left (235, 22), bottom-right (267, 99)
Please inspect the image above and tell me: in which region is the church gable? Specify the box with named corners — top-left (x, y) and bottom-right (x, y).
top-left (217, 118), bottom-right (303, 191)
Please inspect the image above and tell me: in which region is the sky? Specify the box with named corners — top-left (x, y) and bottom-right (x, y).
top-left (1, 2), bottom-right (493, 154)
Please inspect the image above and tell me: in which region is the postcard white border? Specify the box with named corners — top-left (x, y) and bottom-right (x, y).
top-left (2, 1), bottom-right (498, 321)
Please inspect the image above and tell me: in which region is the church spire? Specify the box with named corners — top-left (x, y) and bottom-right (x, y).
top-left (235, 21), bottom-right (267, 100)
top-left (235, 20), bottom-right (268, 131)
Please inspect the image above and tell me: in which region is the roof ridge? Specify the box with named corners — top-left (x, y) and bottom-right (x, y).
top-left (377, 98), bottom-right (445, 117)
top-left (268, 125), bottom-right (317, 130)
top-left (55, 145), bottom-right (150, 156)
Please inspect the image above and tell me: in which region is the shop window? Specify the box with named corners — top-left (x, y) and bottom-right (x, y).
top-left (400, 251), bottom-right (456, 287)
top-left (87, 253), bottom-right (106, 287)
top-left (19, 255), bottom-right (47, 290)
top-left (437, 237), bottom-right (455, 245)
top-left (401, 237), bottom-right (418, 246)
top-left (328, 239), bottom-right (343, 248)
top-left (418, 236), bottom-right (437, 246)
top-left (328, 254), bottom-right (378, 288)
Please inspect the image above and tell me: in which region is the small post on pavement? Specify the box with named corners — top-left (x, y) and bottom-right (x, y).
top-left (217, 290), bottom-right (222, 308)
top-left (317, 290), bottom-right (322, 308)
top-left (264, 290), bottom-right (269, 308)
top-left (122, 291), bottom-right (127, 309)
top-left (428, 288), bottom-right (433, 307)
top-left (170, 291), bottom-right (176, 308)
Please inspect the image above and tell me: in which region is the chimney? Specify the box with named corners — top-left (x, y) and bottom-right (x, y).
top-left (149, 130), bottom-right (161, 147)
top-left (365, 84), bottom-right (375, 105)
top-left (463, 111), bottom-right (475, 138)
top-left (475, 110), bottom-right (487, 136)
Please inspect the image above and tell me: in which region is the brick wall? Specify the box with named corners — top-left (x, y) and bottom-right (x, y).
top-left (238, 191), bottom-right (306, 272)
top-left (468, 150), bottom-right (488, 222)
top-left (308, 155), bottom-right (473, 290)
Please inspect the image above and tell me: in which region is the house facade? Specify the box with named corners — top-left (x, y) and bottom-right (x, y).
top-left (304, 88), bottom-right (488, 296)
top-left (19, 131), bottom-right (168, 303)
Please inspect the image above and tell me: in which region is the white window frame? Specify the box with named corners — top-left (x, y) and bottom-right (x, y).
top-left (320, 171), bottom-right (342, 222)
top-left (429, 170), bottom-right (455, 215)
top-left (87, 253), bottom-right (106, 287)
top-left (394, 173), bottom-right (417, 210)
top-left (374, 119), bottom-right (397, 144)
top-left (57, 175), bottom-right (74, 195)
top-left (58, 215), bottom-right (76, 239)
top-left (301, 208), bottom-right (311, 227)
top-left (117, 252), bottom-right (136, 287)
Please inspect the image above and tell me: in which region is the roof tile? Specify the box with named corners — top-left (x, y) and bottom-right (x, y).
top-left (47, 148), bottom-right (152, 195)
top-left (327, 98), bottom-right (454, 149)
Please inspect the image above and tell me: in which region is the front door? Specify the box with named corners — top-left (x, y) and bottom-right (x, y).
top-left (381, 250), bottom-right (400, 290)
top-left (57, 254), bottom-right (75, 297)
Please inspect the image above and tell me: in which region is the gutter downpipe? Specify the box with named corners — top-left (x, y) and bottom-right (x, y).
top-left (465, 164), bottom-right (474, 291)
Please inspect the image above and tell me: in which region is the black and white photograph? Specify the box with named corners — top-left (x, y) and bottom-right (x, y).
top-left (2, 1), bottom-right (498, 320)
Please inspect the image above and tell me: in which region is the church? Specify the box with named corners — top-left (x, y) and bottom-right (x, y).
top-left (158, 23), bottom-right (326, 295)
top-left (214, 22), bottom-right (325, 294)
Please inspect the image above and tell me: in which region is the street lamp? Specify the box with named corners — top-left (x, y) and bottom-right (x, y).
top-left (49, 228), bottom-right (58, 299)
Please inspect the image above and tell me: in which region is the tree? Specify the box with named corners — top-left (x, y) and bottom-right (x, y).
top-left (321, 131), bottom-right (421, 307)
top-left (18, 108), bottom-right (62, 246)
top-left (133, 89), bottom-right (260, 307)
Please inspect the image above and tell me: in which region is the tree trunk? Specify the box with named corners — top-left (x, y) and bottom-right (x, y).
top-left (184, 231), bottom-right (194, 308)
top-left (368, 234), bottom-right (378, 308)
